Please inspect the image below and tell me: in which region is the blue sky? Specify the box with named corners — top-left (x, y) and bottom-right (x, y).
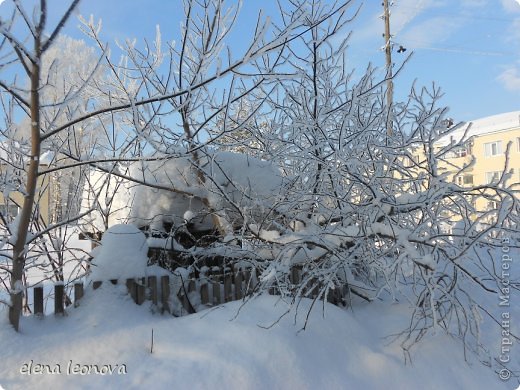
top-left (3, 0), bottom-right (520, 122)
top-left (345, 0), bottom-right (520, 121)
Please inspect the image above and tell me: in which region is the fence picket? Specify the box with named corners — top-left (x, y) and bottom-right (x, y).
top-left (234, 270), bottom-right (243, 300)
top-left (160, 275), bottom-right (170, 314)
top-left (148, 276), bottom-right (158, 305)
top-left (224, 270), bottom-right (232, 303)
top-left (211, 267), bottom-right (221, 305)
top-left (26, 263), bottom-right (349, 320)
top-left (291, 266), bottom-right (301, 285)
top-left (199, 267), bottom-right (209, 305)
top-left (54, 284), bottom-right (64, 315)
top-left (34, 286), bottom-right (44, 316)
top-left (74, 283), bottom-right (84, 306)
top-left (245, 269), bottom-right (256, 294)
top-left (136, 279), bottom-right (146, 305)
top-left (126, 278), bottom-right (136, 303)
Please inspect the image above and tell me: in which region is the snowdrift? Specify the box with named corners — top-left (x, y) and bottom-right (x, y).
top-left (0, 290), bottom-right (511, 389)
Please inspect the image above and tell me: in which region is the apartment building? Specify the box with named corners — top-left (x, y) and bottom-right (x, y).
top-left (424, 111), bottom-right (519, 218)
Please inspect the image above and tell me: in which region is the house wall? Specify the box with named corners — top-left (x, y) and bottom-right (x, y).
top-left (0, 167), bottom-right (52, 225)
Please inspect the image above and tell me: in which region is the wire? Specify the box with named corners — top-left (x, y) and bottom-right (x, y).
top-left (387, 3), bottom-right (519, 57)
top-left (403, 35), bottom-right (514, 57)
top-left (408, 45), bottom-right (513, 57)
top-left (395, 4), bottom-right (519, 24)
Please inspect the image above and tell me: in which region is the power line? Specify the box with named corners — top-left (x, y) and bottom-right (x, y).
top-left (387, 3), bottom-right (519, 58)
top-left (402, 37), bottom-right (516, 57)
top-left (395, 5), bottom-right (519, 24)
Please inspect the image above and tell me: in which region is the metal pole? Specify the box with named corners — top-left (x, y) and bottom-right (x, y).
top-left (383, 0), bottom-right (393, 136)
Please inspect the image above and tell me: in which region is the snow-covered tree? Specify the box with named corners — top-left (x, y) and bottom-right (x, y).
top-left (193, 0), bottom-right (520, 363)
top-left (1, 3), bottom-right (517, 377)
top-left (0, 0), bottom-right (347, 331)
top-left (39, 35), bottom-right (110, 222)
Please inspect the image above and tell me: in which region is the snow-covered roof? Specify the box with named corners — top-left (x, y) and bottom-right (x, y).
top-left (39, 151), bottom-right (55, 165)
top-left (81, 150), bottom-right (288, 233)
top-left (0, 141), bottom-right (54, 166)
top-left (0, 141), bottom-right (25, 164)
top-left (437, 110), bottom-right (520, 146)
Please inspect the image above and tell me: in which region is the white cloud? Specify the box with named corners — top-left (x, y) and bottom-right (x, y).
top-left (460, 0), bottom-right (489, 8)
top-left (497, 65), bottom-right (520, 91)
top-left (400, 17), bottom-right (461, 49)
top-left (351, 0), bottom-right (438, 44)
top-left (348, 0), bottom-right (517, 60)
top-left (391, 0), bottom-right (437, 35)
top-left (509, 18), bottom-right (520, 41)
top-left (501, 0), bottom-right (520, 13)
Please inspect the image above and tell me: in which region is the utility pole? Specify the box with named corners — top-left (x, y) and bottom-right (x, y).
top-left (383, 0), bottom-right (393, 136)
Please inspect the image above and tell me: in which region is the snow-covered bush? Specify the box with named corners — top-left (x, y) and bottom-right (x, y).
top-left (73, 3), bottom-right (520, 371)
top-left (172, 0), bottom-right (518, 372)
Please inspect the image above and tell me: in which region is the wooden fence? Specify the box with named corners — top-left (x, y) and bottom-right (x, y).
top-left (29, 266), bottom-right (262, 317)
top-left (28, 265), bottom-right (347, 317)
top-left (32, 276), bottom-right (173, 316)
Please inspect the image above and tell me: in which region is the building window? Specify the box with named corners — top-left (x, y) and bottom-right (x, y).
top-left (484, 141), bottom-right (502, 157)
top-left (455, 147), bottom-right (467, 158)
top-left (487, 201), bottom-right (499, 210)
top-left (446, 146), bottom-right (468, 159)
top-left (463, 175), bottom-right (473, 185)
top-left (456, 175), bottom-right (473, 186)
top-left (0, 204), bottom-right (19, 217)
top-left (485, 171), bottom-right (501, 184)
top-left (465, 195), bottom-right (476, 208)
top-left (404, 154), bottom-right (420, 167)
top-left (517, 137), bottom-right (520, 153)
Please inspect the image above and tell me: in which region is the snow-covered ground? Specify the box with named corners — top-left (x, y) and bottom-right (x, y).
top-left (1, 227), bottom-right (518, 389)
top-left (0, 227), bottom-right (92, 317)
top-left (0, 286), bottom-right (517, 389)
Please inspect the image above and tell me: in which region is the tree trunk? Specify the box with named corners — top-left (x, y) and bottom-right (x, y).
top-left (9, 38), bottom-right (42, 331)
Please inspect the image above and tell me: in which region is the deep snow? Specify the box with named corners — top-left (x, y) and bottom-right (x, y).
top-left (1, 228), bottom-right (518, 389)
top-left (0, 285), bottom-right (516, 390)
